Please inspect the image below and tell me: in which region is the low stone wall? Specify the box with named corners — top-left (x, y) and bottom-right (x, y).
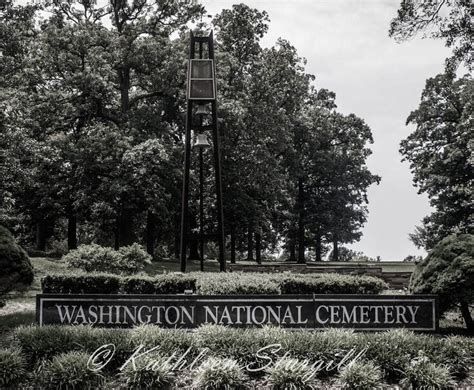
top-left (228, 263), bottom-right (413, 290)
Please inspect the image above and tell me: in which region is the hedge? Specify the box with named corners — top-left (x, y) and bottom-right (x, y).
top-left (42, 272), bottom-right (388, 295)
top-left (277, 273), bottom-right (387, 295)
top-left (196, 272), bottom-right (281, 295)
top-left (11, 325), bottom-right (473, 386)
top-left (42, 273), bottom-right (122, 294)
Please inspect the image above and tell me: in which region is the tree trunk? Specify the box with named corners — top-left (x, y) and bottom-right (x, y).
top-left (67, 213), bottom-right (77, 250)
top-left (114, 217), bottom-right (119, 250)
top-left (297, 177), bottom-right (305, 264)
top-left (288, 241), bottom-right (296, 262)
top-left (230, 226), bottom-right (236, 264)
top-left (187, 213), bottom-right (200, 260)
top-left (118, 209), bottom-right (134, 247)
top-left (247, 224), bottom-right (254, 261)
top-left (460, 301), bottom-right (473, 331)
top-left (188, 238), bottom-right (200, 260)
top-left (332, 239), bottom-right (339, 261)
top-left (255, 229), bottom-right (261, 265)
top-left (35, 220), bottom-right (47, 251)
top-left (146, 211), bottom-right (156, 256)
top-left (315, 233), bottom-right (322, 262)
top-left (174, 228), bottom-right (180, 259)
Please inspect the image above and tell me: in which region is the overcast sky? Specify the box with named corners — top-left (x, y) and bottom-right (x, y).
top-left (202, 0), bottom-right (453, 260)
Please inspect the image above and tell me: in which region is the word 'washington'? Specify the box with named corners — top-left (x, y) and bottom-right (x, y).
top-left (55, 304), bottom-right (419, 326)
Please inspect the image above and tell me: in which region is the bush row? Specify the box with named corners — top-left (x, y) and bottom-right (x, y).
top-left (42, 271), bottom-right (388, 295)
top-left (7, 326), bottom-right (472, 388)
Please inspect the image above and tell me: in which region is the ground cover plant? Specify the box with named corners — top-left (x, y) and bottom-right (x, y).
top-left (4, 325), bottom-right (473, 388)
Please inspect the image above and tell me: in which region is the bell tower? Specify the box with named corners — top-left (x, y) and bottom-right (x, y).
top-left (179, 31), bottom-right (226, 272)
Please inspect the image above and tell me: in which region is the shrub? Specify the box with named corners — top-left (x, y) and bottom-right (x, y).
top-left (280, 328), bottom-right (359, 373)
top-left (277, 273), bottom-right (387, 295)
top-left (154, 273), bottom-right (196, 294)
top-left (14, 325), bottom-right (75, 363)
top-left (362, 329), bottom-right (432, 381)
top-left (400, 352), bottom-right (454, 389)
top-left (63, 244), bottom-right (122, 273)
top-left (196, 272), bottom-right (280, 295)
top-left (11, 325), bottom-right (474, 388)
top-left (0, 348), bottom-right (28, 387)
top-left (119, 355), bottom-right (174, 389)
top-left (130, 325), bottom-right (196, 358)
top-left (266, 357), bottom-right (320, 389)
top-left (410, 234), bottom-right (474, 330)
top-left (35, 351), bottom-right (105, 389)
top-left (194, 325), bottom-right (265, 367)
top-left (122, 275), bottom-right (157, 294)
top-left (337, 360), bottom-right (383, 389)
top-left (42, 272), bottom-right (121, 294)
top-left (192, 357), bottom-right (247, 389)
top-left (63, 243), bottom-right (150, 274)
top-left (43, 273), bottom-right (197, 295)
top-left (437, 336), bottom-right (474, 379)
top-left (118, 243), bottom-right (152, 272)
top-left (0, 225), bottom-right (34, 303)
top-left (42, 272), bottom-right (388, 296)
top-left (13, 325), bottom-right (132, 369)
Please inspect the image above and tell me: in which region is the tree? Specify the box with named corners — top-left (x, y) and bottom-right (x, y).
top-left (1, 1), bottom-right (201, 251)
top-left (389, 0), bottom-right (473, 71)
top-left (409, 234), bottom-right (474, 331)
top-left (401, 73), bottom-right (473, 249)
top-left (0, 225), bottom-right (34, 305)
top-left (303, 106), bottom-right (380, 261)
top-left (213, 6), bottom-right (301, 263)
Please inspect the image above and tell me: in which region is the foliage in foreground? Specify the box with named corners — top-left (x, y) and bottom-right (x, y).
top-left (0, 348), bottom-right (28, 388)
top-left (266, 357), bottom-right (320, 389)
top-left (11, 325), bottom-right (473, 387)
top-left (192, 357), bottom-right (247, 390)
top-left (119, 355), bottom-right (175, 390)
top-left (338, 360), bottom-right (382, 390)
top-left (400, 352), bottom-right (454, 389)
top-left (35, 351), bottom-right (105, 389)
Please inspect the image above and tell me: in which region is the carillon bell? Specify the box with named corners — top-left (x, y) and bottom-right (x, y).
top-left (195, 104), bottom-right (209, 115)
top-left (194, 133), bottom-right (210, 148)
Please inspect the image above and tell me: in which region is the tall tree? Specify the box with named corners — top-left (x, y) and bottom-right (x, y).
top-left (401, 73), bottom-right (473, 249)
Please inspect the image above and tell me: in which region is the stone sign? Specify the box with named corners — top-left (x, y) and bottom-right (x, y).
top-left (36, 294), bottom-right (438, 331)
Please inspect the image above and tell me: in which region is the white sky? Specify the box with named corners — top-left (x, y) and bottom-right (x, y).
top-left (202, 0), bottom-right (453, 260)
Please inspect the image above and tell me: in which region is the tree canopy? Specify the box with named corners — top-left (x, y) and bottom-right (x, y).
top-left (0, 1), bottom-right (379, 263)
top-left (400, 73), bottom-right (473, 250)
top-left (389, 0), bottom-right (473, 71)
